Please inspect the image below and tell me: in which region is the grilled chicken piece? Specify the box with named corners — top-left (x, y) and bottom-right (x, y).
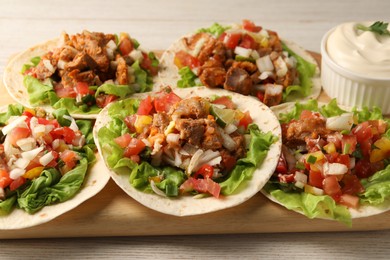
top-left (169, 97), bottom-right (210, 120)
top-left (33, 52), bottom-right (57, 80)
top-left (175, 118), bottom-right (205, 147)
top-left (115, 56), bottom-right (128, 85)
top-left (263, 84), bottom-right (283, 106)
top-left (224, 67), bottom-right (252, 95)
top-left (65, 52), bottom-right (97, 72)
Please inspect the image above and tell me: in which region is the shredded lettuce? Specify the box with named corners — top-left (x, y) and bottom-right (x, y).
top-left (177, 66), bottom-right (198, 88)
top-left (131, 60), bottom-right (153, 93)
top-left (95, 84), bottom-right (135, 99)
top-left (98, 98), bottom-right (276, 197)
top-left (24, 75), bottom-right (54, 105)
top-left (282, 42), bottom-right (317, 101)
top-left (278, 99), bottom-right (319, 124)
top-left (197, 22), bottom-right (230, 37)
top-left (360, 165), bottom-right (390, 205)
top-left (21, 56), bottom-right (41, 74)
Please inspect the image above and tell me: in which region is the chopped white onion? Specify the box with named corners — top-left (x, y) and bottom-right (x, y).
top-left (9, 168), bottom-right (25, 180)
top-left (259, 71), bottom-right (273, 80)
top-left (16, 137), bottom-right (36, 151)
top-left (106, 39), bottom-right (117, 50)
top-left (323, 162), bottom-right (348, 176)
top-left (1, 116), bottom-right (28, 135)
top-left (13, 158), bottom-right (30, 170)
top-left (250, 50), bottom-right (260, 60)
top-left (187, 149), bottom-right (204, 175)
top-left (234, 46), bottom-right (252, 58)
top-left (166, 133), bottom-right (180, 145)
top-left (265, 84), bottom-right (283, 96)
top-left (57, 59), bottom-right (67, 70)
top-left (224, 124), bottom-right (238, 135)
top-left (39, 151), bottom-right (55, 166)
top-left (220, 131), bottom-right (237, 151)
top-left (258, 29), bottom-right (269, 38)
top-left (256, 55), bottom-right (274, 73)
top-left (43, 59), bottom-right (55, 73)
top-left (129, 49), bottom-right (143, 61)
top-left (21, 146), bottom-right (44, 161)
top-left (32, 124), bottom-right (46, 137)
top-left (294, 171), bottom-right (308, 184)
top-left (141, 138), bottom-right (151, 147)
top-left (274, 56), bottom-right (288, 77)
top-left (295, 181), bottom-right (305, 189)
top-left (326, 113), bottom-right (354, 131)
top-left (189, 37), bottom-right (206, 57)
top-left (150, 180), bottom-right (167, 197)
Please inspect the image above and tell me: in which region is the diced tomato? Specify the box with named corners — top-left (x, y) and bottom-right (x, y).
top-left (335, 154), bottom-right (351, 169)
top-left (8, 127), bottom-right (31, 146)
top-left (368, 120), bottom-right (387, 135)
top-left (276, 154), bottom-right (288, 174)
top-left (354, 159), bottom-right (375, 179)
top-left (37, 118), bottom-right (60, 128)
top-left (50, 127), bottom-right (76, 144)
top-left (352, 122), bottom-right (373, 143)
top-left (238, 111), bottom-right (253, 130)
top-left (239, 34), bottom-right (258, 49)
top-left (0, 169), bottom-right (12, 189)
top-left (360, 139), bottom-right (372, 158)
top-left (25, 156), bottom-right (42, 171)
top-left (212, 96), bottom-right (236, 109)
top-left (114, 133), bottom-right (132, 148)
top-left (278, 173), bottom-right (295, 183)
top-left (193, 164), bottom-right (214, 179)
top-left (75, 82), bottom-right (92, 96)
top-left (224, 33), bottom-right (242, 49)
top-left (124, 115), bottom-right (137, 133)
top-left (118, 36), bottom-right (134, 56)
top-left (341, 174), bottom-right (364, 195)
top-left (96, 94), bottom-right (118, 108)
top-left (256, 91), bottom-right (264, 102)
top-left (339, 194), bottom-right (360, 208)
top-left (341, 134), bottom-right (357, 154)
top-left (309, 170), bottom-right (324, 189)
top-left (9, 177), bottom-right (26, 191)
top-left (220, 152), bottom-right (236, 172)
top-left (123, 138), bottom-right (146, 157)
top-left (242, 20), bottom-right (262, 32)
top-left (22, 110), bottom-right (35, 118)
top-left (140, 52), bottom-right (158, 76)
top-left (54, 84), bottom-right (77, 98)
top-left (179, 177), bottom-right (221, 198)
top-left (174, 50), bottom-right (200, 69)
top-left (154, 91), bottom-right (182, 113)
top-left (323, 176), bottom-right (342, 198)
top-left (137, 95), bottom-right (154, 115)
top-left (60, 150), bottom-right (78, 169)
top-left (326, 133), bottom-right (342, 150)
top-left (42, 133), bottom-right (54, 145)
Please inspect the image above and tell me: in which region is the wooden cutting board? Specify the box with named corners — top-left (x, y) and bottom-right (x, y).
top-left (1, 52), bottom-right (389, 239)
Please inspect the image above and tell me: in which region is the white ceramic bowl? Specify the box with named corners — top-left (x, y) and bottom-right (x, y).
top-left (321, 26), bottom-right (390, 115)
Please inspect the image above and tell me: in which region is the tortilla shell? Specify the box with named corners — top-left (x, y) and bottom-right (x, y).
top-left (94, 87), bottom-right (282, 216)
top-left (0, 105), bottom-right (111, 229)
top-left (157, 34), bottom-right (321, 103)
top-left (261, 101), bottom-right (390, 219)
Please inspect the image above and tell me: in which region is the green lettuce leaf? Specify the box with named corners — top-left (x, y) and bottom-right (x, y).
top-left (220, 124), bottom-right (277, 195)
top-left (264, 186), bottom-right (352, 226)
top-left (360, 165), bottom-right (390, 205)
top-left (131, 60), bottom-right (153, 93)
top-left (282, 42), bottom-right (317, 101)
top-left (0, 196), bottom-right (17, 215)
top-left (52, 98), bottom-right (101, 115)
top-left (94, 83), bottom-right (135, 99)
top-left (197, 22), bottom-right (231, 37)
top-left (319, 99), bottom-right (347, 117)
top-left (108, 98), bottom-right (140, 120)
top-left (278, 99), bottom-right (319, 124)
top-left (24, 75), bottom-right (54, 105)
top-left (177, 66), bottom-right (198, 88)
top-left (0, 104), bottom-right (24, 126)
top-left (17, 158), bottom-right (89, 214)
top-left (21, 56), bottom-right (41, 74)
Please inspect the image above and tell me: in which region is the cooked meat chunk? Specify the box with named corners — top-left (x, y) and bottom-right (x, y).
top-left (170, 97), bottom-right (210, 119)
top-left (115, 57), bottom-right (128, 85)
top-left (33, 52), bottom-right (57, 80)
top-left (199, 67), bottom-right (226, 88)
top-left (232, 61), bottom-right (258, 74)
top-left (65, 52), bottom-right (97, 72)
top-left (72, 70), bottom-right (96, 85)
top-left (283, 116), bottom-right (332, 148)
top-left (224, 67), bottom-right (252, 95)
top-left (175, 118), bottom-right (205, 147)
top-left (152, 112), bottom-right (170, 133)
top-left (231, 133), bottom-right (246, 158)
top-left (263, 84), bottom-right (283, 106)
top-left (202, 119), bottom-right (223, 150)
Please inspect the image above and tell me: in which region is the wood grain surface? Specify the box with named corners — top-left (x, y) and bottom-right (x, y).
top-left (1, 52), bottom-right (389, 239)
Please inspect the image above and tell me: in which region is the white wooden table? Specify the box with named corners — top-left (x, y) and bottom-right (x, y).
top-left (1, 0), bottom-right (390, 258)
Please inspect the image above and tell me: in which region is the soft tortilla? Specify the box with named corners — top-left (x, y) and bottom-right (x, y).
top-left (0, 105), bottom-right (111, 229)
top-left (262, 101), bottom-right (390, 219)
top-left (94, 87), bottom-right (282, 216)
top-left (157, 32), bottom-right (321, 103)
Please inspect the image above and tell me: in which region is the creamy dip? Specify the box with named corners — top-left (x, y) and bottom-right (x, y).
top-left (326, 22), bottom-right (390, 78)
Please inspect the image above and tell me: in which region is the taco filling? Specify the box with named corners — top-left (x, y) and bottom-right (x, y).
top-left (0, 104), bottom-right (96, 215)
top-left (166, 20), bottom-right (317, 106)
top-left (265, 100), bottom-right (390, 225)
top-left (22, 31), bottom-right (159, 114)
top-left (97, 88), bottom-right (277, 199)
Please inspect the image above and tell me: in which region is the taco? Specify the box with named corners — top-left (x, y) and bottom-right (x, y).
top-left (263, 99), bottom-right (390, 225)
top-left (0, 104), bottom-right (110, 229)
top-left (94, 87), bottom-right (281, 216)
top-left (158, 20), bottom-right (321, 107)
top-left (3, 31), bottom-right (159, 119)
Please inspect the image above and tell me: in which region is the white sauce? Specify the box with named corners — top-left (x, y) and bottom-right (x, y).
top-left (326, 22), bottom-right (390, 78)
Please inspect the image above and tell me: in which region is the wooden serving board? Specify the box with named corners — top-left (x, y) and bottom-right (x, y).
top-left (1, 52), bottom-right (389, 239)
